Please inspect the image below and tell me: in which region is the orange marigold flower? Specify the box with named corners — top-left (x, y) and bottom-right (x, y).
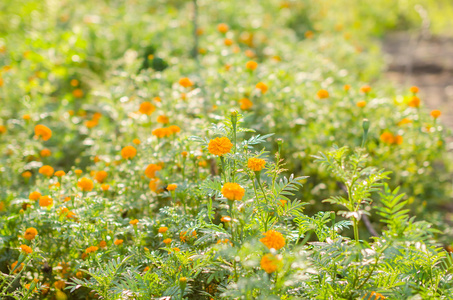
top-left (130, 219), bottom-right (139, 226)
top-left (22, 114), bottom-right (31, 120)
top-left (40, 148), bottom-right (51, 157)
top-left (24, 227), bottom-right (38, 240)
top-left (152, 127), bottom-right (172, 138)
top-left (366, 291), bottom-right (386, 299)
top-left (22, 171), bottom-right (32, 179)
top-left (169, 125), bottom-right (181, 133)
top-left (255, 82), bottom-right (268, 94)
top-left (224, 38), bottom-right (233, 46)
top-left (245, 61), bottom-right (258, 71)
top-left (221, 216), bottom-right (232, 223)
top-left (158, 226), bottom-right (168, 233)
top-left (217, 23), bottom-right (229, 33)
top-left (208, 137), bottom-right (233, 156)
top-left (247, 158), bottom-right (266, 171)
top-left (149, 178), bottom-right (162, 192)
top-left (260, 230), bottom-right (285, 250)
top-left (20, 244), bottom-right (33, 254)
top-left (394, 135), bottom-right (403, 145)
top-left (304, 30), bottom-right (314, 39)
top-left (163, 238), bottom-right (172, 244)
top-left (344, 84), bottom-right (351, 91)
top-left (95, 170), bottom-right (108, 183)
top-left (74, 169), bottom-right (83, 176)
top-left (221, 182), bottom-right (245, 201)
top-left (85, 246), bottom-right (98, 254)
top-left (356, 101), bottom-right (366, 108)
top-left (179, 77), bottom-right (193, 88)
top-left (145, 163), bottom-right (162, 178)
top-left (29, 191), bottom-right (41, 201)
top-left (380, 132), bottom-right (394, 144)
top-left (409, 86), bottom-right (419, 94)
top-left (167, 184), bottom-right (177, 191)
top-left (408, 96), bottom-right (420, 107)
top-left (34, 124), bottom-right (52, 141)
top-left (173, 247), bottom-right (181, 252)
top-left (54, 280), bottom-right (66, 290)
top-left (240, 98), bottom-right (253, 110)
top-left (11, 261), bottom-right (24, 273)
top-left (398, 118), bottom-right (412, 126)
top-left (133, 138), bottom-right (141, 145)
top-left (181, 151), bottom-right (188, 157)
top-left (39, 195), bottom-right (53, 207)
top-left (77, 177), bottom-right (94, 192)
top-left (99, 241), bottom-right (107, 248)
top-left (73, 89), bottom-right (84, 98)
top-left (431, 110), bottom-right (441, 119)
top-left (39, 165), bottom-right (54, 177)
top-left (70, 79), bottom-right (79, 87)
top-left (360, 85), bottom-right (371, 93)
top-left (139, 101), bottom-right (156, 115)
top-left (157, 115), bottom-right (170, 124)
top-left (0, 125), bottom-right (6, 134)
top-left (54, 170), bottom-right (66, 177)
top-left (114, 239), bottom-right (123, 246)
top-left (101, 184), bottom-right (110, 191)
top-left (260, 253), bottom-right (282, 274)
top-left (317, 89), bottom-right (329, 99)
top-left (121, 145), bottom-right (137, 159)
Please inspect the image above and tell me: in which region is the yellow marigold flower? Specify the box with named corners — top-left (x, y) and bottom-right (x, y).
top-left (208, 137), bottom-right (233, 156)
top-left (217, 23), bottom-right (229, 33)
top-left (24, 227), bottom-right (38, 240)
top-left (344, 84), bottom-right (351, 91)
top-left (380, 132), bottom-right (394, 144)
top-left (85, 246), bottom-right (98, 254)
top-left (149, 178), bottom-right (162, 192)
top-left (101, 184), bottom-right (110, 191)
top-left (246, 61), bottom-right (258, 71)
top-left (179, 77), bottom-right (193, 88)
top-left (74, 169), bottom-right (83, 176)
top-left (99, 241), bottom-right (107, 248)
top-left (260, 253), bottom-right (282, 274)
top-left (356, 101), bottom-right (366, 108)
top-left (169, 125), bottom-right (181, 133)
top-left (22, 171), bottom-right (32, 179)
top-left (408, 96), bottom-right (420, 107)
top-left (121, 145), bottom-right (137, 159)
top-left (247, 158), bottom-right (266, 171)
top-left (260, 230), bottom-right (285, 250)
top-left (133, 138), bottom-right (141, 145)
top-left (255, 82), bottom-right (268, 94)
top-left (163, 238), bottom-right (172, 244)
top-left (95, 170), bottom-right (108, 183)
top-left (221, 216), bottom-right (231, 222)
top-left (39, 195), bottom-right (53, 207)
top-left (145, 163), bottom-right (162, 178)
top-left (431, 110), bottom-right (441, 119)
top-left (114, 239), bottom-right (123, 246)
top-left (317, 89), bottom-right (329, 99)
top-left (130, 219), bottom-right (139, 226)
top-left (158, 226), bottom-right (168, 234)
top-left (20, 244), bottom-right (33, 254)
top-left (29, 191), bottom-right (41, 201)
top-left (139, 101), bottom-right (156, 115)
top-left (39, 165), bottom-right (54, 177)
top-left (240, 98), bottom-right (253, 110)
top-left (410, 86), bottom-right (419, 94)
top-left (398, 118), bottom-right (412, 126)
top-left (221, 182), bottom-right (245, 201)
top-left (167, 184), bottom-right (177, 191)
top-left (40, 148), bottom-right (51, 157)
top-left (54, 170), bottom-right (65, 177)
top-left (157, 115), bottom-right (169, 124)
top-left (73, 88), bottom-right (84, 98)
top-left (77, 177), bottom-right (94, 192)
top-left (360, 85), bottom-right (372, 93)
top-left (34, 124), bottom-right (52, 141)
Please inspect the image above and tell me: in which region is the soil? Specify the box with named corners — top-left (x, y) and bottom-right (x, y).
top-left (382, 32), bottom-right (453, 128)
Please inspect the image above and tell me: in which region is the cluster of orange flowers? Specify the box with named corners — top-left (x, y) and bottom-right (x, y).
top-left (380, 132), bottom-right (403, 145)
top-left (260, 230), bottom-right (286, 273)
top-left (152, 125), bottom-right (181, 138)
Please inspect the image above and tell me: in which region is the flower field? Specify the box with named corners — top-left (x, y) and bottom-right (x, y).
top-left (1, 0), bottom-right (453, 299)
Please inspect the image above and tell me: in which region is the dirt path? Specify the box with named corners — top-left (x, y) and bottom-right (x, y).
top-left (383, 32), bottom-right (453, 128)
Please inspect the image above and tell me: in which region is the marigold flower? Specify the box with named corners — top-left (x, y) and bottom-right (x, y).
top-left (143, 266), bottom-right (150, 272)
top-left (152, 127), bottom-right (172, 138)
top-left (158, 226), bottom-right (168, 233)
top-left (181, 151), bottom-right (188, 157)
top-left (410, 86), bottom-right (419, 94)
top-left (217, 23), bottom-right (229, 33)
top-left (394, 135), bottom-right (403, 145)
top-left (132, 138), bottom-right (141, 145)
top-left (95, 170), bottom-right (108, 183)
top-left (114, 239), bottom-right (123, 246)
top-left (11, 261), bottom-right (24, 273)
top-left (54, 280), bottom-right (66, 290)
top-left (149, 178), bottom-right (162, 192)
top-left (240, 98), bottom-right (253, 110)
top-left (40, 148), bottom-right (51, 157)
top-left (169, 125), bottom-right (181, 133)
top-left (173, 247), bottom-right (181, 252)
top-left (54, 170), bottom-right (65, 177)
top-left (317, 89), bottom-right (329, 99)
top-left (344, 84), bottom-right (351, 91)
top-left (179, 77), bottom-right (193, 88)
top-left (34, 124), bottom-right (52, 141)
top-left (356, 101), bottom-right (366, 108)
top-left (20, 244), bottom-right (33, 254)
top-left (360, 85), bottom-right (371, 93)
top-left (145, 163), bottom-right (162, 178)
top-left (260, 230), bottom-right (285, 250)
top-left (221, 182), bottom-right (245, 201)
top-left (121, 145), bottom-right (137, 159)
top-left (77, 177), bottom-right (94, 192)
top-left (24, 227), bottom-right (38, 240)
top-left (85, 246), bottom-right (98, 254)
top-left (408, 96), bottom-right (420, 107)
top-left (99, 241), bottom-right (107, 248)
top-left (22, 171), bottom-right (32, 179)
top-left (260, 253), bottom-right (282, 274)
top-left (431, 110), bottom-right (441, 119)
top-left (39, 195), bottom-right (53, 207)
top-left (255, 82), bottom-right (268, 94)
top-left (130, 219), bottom-right (139, 226)
top-left (0, 125), bottom-right (6, 134)
top-left (29, 191), bottom-right (41, 201)
top-left (246, 61), bottom-right (258, 71)
top-left (139, 101), bottom-right (156, 115)
top-left (157, 115), bottom-right (169, 124)
top-left (163, 238), bottom-right (172, 244)
top-left (167, 184), bottom-right (177, 191)
top-left (73, 88), bottom-right (84, 98)
top-left (221, 216), bottom-right (232, 223)
top-left (208, 137), bottom-right (233, 156)
top-left (39, 165), bottom-right (54, 177)
top-left (366, 291), bottom-right (386, 299)
top-left (398, 118), bottom-right (412, 126)
top-left (380, 132), bottom-right (394, 144)
top-left (304, 30), bottom-right (314, 38)
top-left (224, 38), bottom-right (233, 46)
top-left (101, 184), bottom-right (110, 191)
top-left (248, 158), bottom-right (266, 171)
top-left (74, 169), bottom-right (83, 176)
